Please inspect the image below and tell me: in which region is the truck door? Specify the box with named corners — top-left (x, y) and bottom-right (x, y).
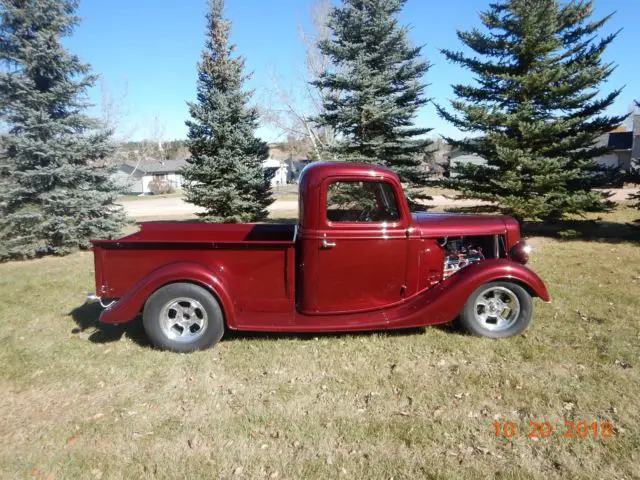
top-left (312, 178), bottom-right (409, 314)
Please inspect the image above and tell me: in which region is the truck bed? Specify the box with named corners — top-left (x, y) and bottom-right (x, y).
top-left (101, 222), bottom-right (296, 245)
top-left (92, 222), bottom-right (297, 327)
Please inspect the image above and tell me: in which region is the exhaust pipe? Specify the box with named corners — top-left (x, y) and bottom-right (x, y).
top-left (86, 293), bottom-right (116, 309)
top-left (86, 293), bottom-right (101, 304)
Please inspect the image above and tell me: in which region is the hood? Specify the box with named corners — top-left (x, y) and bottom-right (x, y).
top-left (411, 212), bottom-right (517, 238)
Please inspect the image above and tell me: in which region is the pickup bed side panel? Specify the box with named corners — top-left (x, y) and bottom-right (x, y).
top-left (96, 244), bottom-right (296, 328)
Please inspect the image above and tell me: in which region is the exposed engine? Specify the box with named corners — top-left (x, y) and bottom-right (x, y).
top-left (441, 237), bottom-right (486, 278)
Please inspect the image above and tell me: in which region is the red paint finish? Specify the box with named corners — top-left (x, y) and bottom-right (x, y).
top-left (301, 170), bottom-right (410, 314)
top-left (416, 238), bottom-right (445, 291)
top-left (91, 162), bottom-right (549, 332)
top-left (289, 259), bottom-right (549, 333)
top-left (312, 228), bottom-right (408, 314)
top-left (296, 163), bottom-right (412, 314)
top-left (93, 224), bottom-right (296, 329)
top-left (412, 212), bottom-right (513, 237)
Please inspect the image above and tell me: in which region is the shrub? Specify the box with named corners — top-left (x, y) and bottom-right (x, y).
top-left (148, 179), bottom-right (175, 195)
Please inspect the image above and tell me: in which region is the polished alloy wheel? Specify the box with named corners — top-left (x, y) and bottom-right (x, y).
top-left (473, 286), bottom-right (521, 332)
top-left (159, 297), bottom-right (208, 342)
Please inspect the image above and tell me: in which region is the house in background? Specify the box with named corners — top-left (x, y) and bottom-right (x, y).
top-left (446, 116), bottom-right (640, 177)
top-left (634, 115), bottom-right (640, 163)
top-left (262, 157), bottom-right (290, 186)
top-left (113, 159), bottom-right (187, 195)
top-left (267, 143), bottom-right (313, 183)
top-left (114, 157), bottom-right (307, 194)
top-left (635, 116), bottom-right (640, 165)
top-left (595, 128), bottom-right (632, 170)
top-left (448, 151), bottom-right (487, 177)
top-left (594, 115), bottom-right (639, 170)
top-left (289, 158), bottom-right (314, 180)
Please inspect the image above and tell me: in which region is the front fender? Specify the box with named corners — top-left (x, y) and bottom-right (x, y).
top-left (99, 262), bottom-right (236, 326)
top-left (388, 259), bottom-right (549, 329)
top-left (447, 259), bottom-right (550, 302)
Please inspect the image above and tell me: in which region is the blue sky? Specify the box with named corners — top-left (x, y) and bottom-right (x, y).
top-left (66, 0), bottom-right (639, 142)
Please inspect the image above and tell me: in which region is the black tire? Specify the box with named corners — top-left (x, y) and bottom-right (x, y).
top-left (143, 282), bottom-right (224, 352)
top-left (458, 281), bottom-right (532, 339)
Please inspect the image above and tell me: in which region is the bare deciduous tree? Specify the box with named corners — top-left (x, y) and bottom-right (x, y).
top-left (121, 115), bottom-right (168, 177)
top-left (261, 0), bottom-right (338, 160)
top-left (100, 80), bottom-right (167, 176)
top-left (426, 137), bottom-right (452, 176)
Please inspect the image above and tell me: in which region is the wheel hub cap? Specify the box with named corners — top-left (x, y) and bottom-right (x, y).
top-left (159, 297), bottom-right (208, 343)
top-left (473, 286), bottom-right (521, 332)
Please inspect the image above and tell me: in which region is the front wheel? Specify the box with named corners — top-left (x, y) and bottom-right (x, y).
top-left (143, 282), bottom-right (224, 352)
top-left (458, 281), bottom-right (532, 338)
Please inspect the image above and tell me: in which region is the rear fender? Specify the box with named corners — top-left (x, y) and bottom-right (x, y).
top-left (99, 262), bottom-right (236, 327)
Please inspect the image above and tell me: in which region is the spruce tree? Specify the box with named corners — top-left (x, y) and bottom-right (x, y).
top-left (182, 0), bottom-right (272, 223)
top-left (313, 0), bottom-right (433, 208)
top-left (437, 0), bottom-right (626, 221)
top-left (629, 100), bottom-right (640, 210)
top-left (0, 0), bottom-right (126, 260)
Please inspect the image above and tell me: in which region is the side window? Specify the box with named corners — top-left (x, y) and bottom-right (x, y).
top-left (326, 181), bottom-right (400, 223)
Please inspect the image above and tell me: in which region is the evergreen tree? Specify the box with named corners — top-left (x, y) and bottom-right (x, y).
top-left (437, 0), bottom-right (626, 221)
top-left (182, 0), bottom-right (272, 223)
top-left (631, 185), bottom-right (640, 210)
top-left (313, 0), bottom-right (433, 208)
top-left (629, 101), bottom-right (640, 210)
top-left (0, 0), bottom-right (126, 260)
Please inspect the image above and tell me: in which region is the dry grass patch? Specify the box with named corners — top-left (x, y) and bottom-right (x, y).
top-left (0, 209), bottom-right (639, 479)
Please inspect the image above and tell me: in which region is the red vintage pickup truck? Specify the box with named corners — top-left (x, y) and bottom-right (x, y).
top-left (90, 162), bottom-right (549, 352)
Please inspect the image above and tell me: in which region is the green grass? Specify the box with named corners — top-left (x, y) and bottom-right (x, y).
top-left (0, 208), bottom-right (639, 479)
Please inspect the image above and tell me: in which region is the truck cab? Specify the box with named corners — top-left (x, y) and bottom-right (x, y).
top-left (297, 163), bottom-right (414, 314)
top-left (91, 162), bottom-right (549, 352)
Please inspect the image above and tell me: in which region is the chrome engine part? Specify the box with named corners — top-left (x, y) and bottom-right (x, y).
top-left (442, 237), bottom-right (485, 278)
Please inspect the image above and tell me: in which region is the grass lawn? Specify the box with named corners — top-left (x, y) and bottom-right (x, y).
top-left (0, 208), bottom-right (639, 479)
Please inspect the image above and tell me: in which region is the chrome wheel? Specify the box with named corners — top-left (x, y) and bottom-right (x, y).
top-left (159, 297), bottom-right (208, 343)
top-left (473, 286), bottom-right (521, 332)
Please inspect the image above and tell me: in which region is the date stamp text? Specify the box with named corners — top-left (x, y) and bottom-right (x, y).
top-left (493, 420), bottom-right (615, 441)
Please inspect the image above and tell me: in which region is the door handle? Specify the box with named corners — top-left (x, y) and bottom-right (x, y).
top-left (321, 239), bottom-right (336, 249)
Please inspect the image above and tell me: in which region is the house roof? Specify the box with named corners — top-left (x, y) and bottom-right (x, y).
top-left (121, 159), bottom-right (187, 175)
top-left (451, 154), bottom-right (487, 165)
top-left (607, 132), bottom-right (633, 151)
top-left (263, 157), bottom-right (285, 168)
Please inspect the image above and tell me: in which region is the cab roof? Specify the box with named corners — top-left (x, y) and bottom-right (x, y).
top-left (296, 162), bottom-right (404, 230)
top-left (298, 162), bottom-right (397, 187)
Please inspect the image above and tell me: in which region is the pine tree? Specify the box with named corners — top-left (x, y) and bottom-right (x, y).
top-left (0, 0), bottom-right (126, 260)
top-left (182, 0), bottom-right (272, 223)
top-left (629, 100), bottom-right (640, 210)
top-left (437, 0), bottom-right (627, 221)
top-left (313, 0), bottom-right (432, 208)
top-left (631, 186), bottom-right (640, 210)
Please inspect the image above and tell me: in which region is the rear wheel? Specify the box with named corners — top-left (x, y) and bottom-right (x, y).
top-left (143, 283), bottom-right (224, 352)
top-left (458, 281), bottom-right (532, 338)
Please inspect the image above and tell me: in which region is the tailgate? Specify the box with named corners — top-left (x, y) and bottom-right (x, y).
top-left (92, 244), bottom-right (109, 296)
